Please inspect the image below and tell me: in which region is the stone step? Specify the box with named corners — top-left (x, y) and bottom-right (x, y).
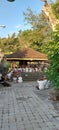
top-left (20, 72), bottom-right (43, 81)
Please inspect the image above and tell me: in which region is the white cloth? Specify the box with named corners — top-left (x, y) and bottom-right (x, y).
top-left (7, 71), bottom-right (13, 79)
top-left (18, 76), bottom-right (23, 83)
top-left (37, 80), bottom-right (49, 90)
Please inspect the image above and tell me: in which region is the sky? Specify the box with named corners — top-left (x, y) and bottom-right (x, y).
top-left (0, 0), bottom-right (56, 38)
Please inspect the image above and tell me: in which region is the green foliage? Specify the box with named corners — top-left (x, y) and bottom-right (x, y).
top-left (0, 33), bottom-right (19, 54)
top-left (51, 0), bottom-right (59, 19)
top-left (46, 30), bottom-right (59, 89)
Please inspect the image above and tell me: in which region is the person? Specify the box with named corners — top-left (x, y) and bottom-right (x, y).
top-left (0, 72), bottom-right (2, 80)
top-left (0, 57), bottom-right (11, 86)
top-left (0, 56), bottom-right (8, 75)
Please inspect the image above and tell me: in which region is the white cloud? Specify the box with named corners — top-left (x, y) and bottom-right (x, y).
top-left (15, 24), bottom-right (22, 29)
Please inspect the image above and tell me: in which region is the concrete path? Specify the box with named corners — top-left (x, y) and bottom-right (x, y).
top-left (0, 82), bottom-right (59, 130)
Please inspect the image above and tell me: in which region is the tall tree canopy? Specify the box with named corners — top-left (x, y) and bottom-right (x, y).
top-left (23, 7), bottom-right (52, 52)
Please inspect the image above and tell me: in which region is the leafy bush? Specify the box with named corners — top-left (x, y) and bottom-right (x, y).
top-left (46, 30), bottom-right (59, 89)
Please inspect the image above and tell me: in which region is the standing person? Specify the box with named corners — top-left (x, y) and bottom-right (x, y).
top-left (0, 56), bottom-right (8, 76)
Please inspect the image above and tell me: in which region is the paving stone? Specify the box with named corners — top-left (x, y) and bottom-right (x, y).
top-left (0, 82), bottom-right (59, 130)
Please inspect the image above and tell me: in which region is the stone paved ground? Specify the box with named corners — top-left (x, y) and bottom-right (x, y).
top-left (0, 81), bottom-right (59, 130)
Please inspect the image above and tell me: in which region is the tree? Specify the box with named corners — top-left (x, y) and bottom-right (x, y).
top-left (51, 0), bottom-right (59, 19)
top-left (23, 7), bottom-right (50, 30)
top-left (23, 8), bottom-right (52, 52)
top-left (0, 33), bottom-right (19, 54)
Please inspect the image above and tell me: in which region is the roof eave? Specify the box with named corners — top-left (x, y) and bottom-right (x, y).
top-left (6, 57), bottom-right (48, 61)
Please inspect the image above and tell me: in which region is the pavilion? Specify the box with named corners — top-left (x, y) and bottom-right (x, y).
top-left (6, 48), bottom-right (48, 81)
top-left (6, 48), bottom-right (48, 67)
